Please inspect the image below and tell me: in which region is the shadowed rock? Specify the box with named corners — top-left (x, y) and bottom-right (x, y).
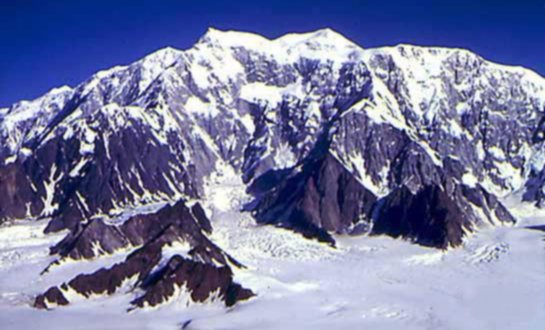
top-left (34, 286), bottom-right (69, 309)
top-left (250, 152), bottom-right (378, 245)
top-left (526, 225), bottom-right (545, 232)
top-left (371, 184), bottom-right (470, 248)
top-left (372, 183), bottom-right (515, 248)
top-left (35, 200), bottom-right (253, 310)
top-left (131, 255), bottom-right (255, 308)
top-left (49, 201), bottom-right (222, 262)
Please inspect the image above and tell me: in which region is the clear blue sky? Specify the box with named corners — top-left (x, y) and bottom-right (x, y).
top-left (1, 0), bottom-right (544, 107)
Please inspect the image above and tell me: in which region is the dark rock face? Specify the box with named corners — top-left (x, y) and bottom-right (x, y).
top-left (372, 182), bottom-right (515, 248)
top-left (250, 152), bottom-right (377, 245)
top-left (0, 162), bottom-right (38, 220)
top-left (523, 168), bottom-right (545, 207)
top-left (62, 242), bottom-right (163, 300)
top-left (49, 201), bottom-right (225, 262)
top-left (35, 200), bottom-right (253, 309)
top-left (459, 184), bottom-right (516, 226)
top-left (34, 286), bottom-right (69, 309)
top-left (131, 255), bottom-right (254, 308)
top-left (372, 184), bottom-right (470, 248)
top-left (40, 120), bottom-right (205, 233)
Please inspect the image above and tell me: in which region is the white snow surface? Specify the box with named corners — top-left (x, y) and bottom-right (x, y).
top-left (1, 168), bottom-right (544, 330)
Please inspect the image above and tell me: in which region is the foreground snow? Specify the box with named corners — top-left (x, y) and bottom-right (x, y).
top-left (0, 171), bottom-right (544, 330)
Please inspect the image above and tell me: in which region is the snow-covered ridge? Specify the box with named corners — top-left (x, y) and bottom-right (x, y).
top-left (3, 27), bottom-right (544, 127)
top-left (198, 27), bottom-right (360, 52)
top-left (3, 28), bottom-right (544, 125)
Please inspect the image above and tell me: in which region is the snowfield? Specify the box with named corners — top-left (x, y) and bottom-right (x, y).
top-left (0, 169), bottom-right (544, 330)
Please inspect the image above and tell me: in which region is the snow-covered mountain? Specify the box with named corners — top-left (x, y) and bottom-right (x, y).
top-left (1, 28), bottom-right (545, 314)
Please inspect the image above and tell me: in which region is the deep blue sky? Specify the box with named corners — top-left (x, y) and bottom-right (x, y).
top-left (1, 0), bottom-right (544, 107)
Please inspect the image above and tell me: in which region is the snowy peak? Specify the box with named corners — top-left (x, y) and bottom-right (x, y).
top-left (195, 27), bottom-right (361, 62)
top-left (0, 84), bottom-right (74, 154)
top-left (274, 28), bottom-right (359, 49)
top-left (5, 84), bottom-right (73, 113)
top-left (47, 84), bottom-right (73, 95)
top-left (197, 27), bottom-right (272, 48)
top-left (198, 27), bottom-right (357, 48)
top-left (365, 43), bottom-right (545, 91)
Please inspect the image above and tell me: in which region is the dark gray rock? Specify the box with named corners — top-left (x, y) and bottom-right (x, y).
top-left (249, 151), bottom-right (377, 245)
top-left (34, 286), bottom-right (69, 309)
top-left (36, 200), bottom-right (253, 309)
top-left (371, 184), bottom-right (471, 248)
top-left (131, 255), bottom-right (254, 308)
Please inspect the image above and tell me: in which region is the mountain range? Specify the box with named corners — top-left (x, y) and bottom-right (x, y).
top-left (1, 28), bottom-right (545, 311)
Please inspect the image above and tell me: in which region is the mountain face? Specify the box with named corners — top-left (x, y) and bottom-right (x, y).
top-left (1, 28), bottom-right (545, 309)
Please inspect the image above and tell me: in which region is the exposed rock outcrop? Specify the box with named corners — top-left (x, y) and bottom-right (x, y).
top-left (249, 152), bottom-right (377, 245)
top-left (35, 200), bottom-right (253, 310)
